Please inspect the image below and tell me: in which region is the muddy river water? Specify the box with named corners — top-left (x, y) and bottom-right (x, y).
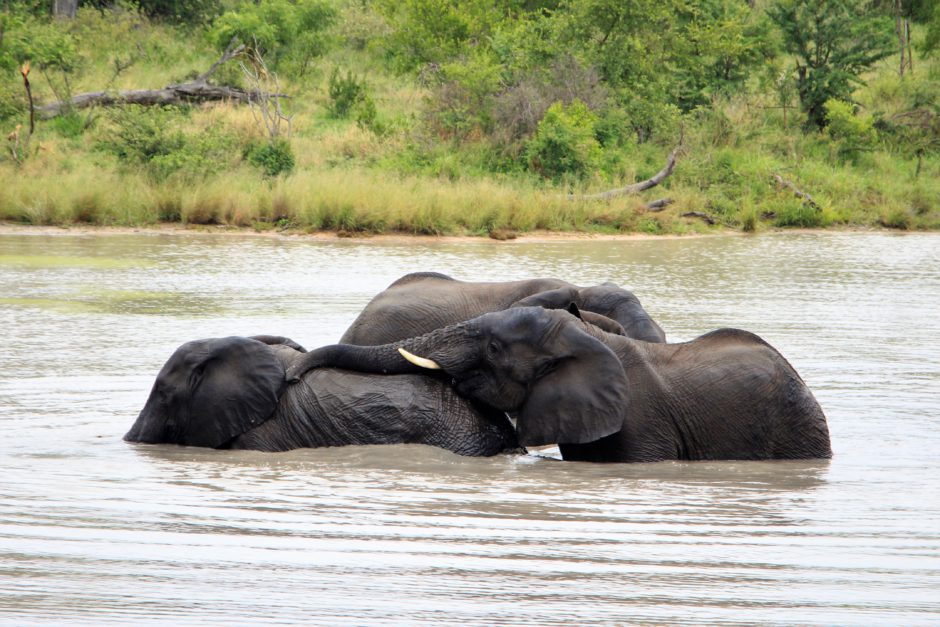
top-left (1, 230), bottom-right (938, 625)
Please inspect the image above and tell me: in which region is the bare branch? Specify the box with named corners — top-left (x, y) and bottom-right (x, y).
top-left (193, 39), bottom-right (246, 84)
top-left (680, 211), bottom-right (717, 225)
top-left (645, 198), bottom-right (674, 212)
top-left (569, 149), bottom-right (679, 202)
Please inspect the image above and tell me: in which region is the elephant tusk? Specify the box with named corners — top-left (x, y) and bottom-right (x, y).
top-left (398, 347), bottom-right (441, 370)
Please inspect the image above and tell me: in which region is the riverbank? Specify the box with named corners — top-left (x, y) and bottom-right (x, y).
top-left (1, 220), bottom-right (900, 244)
top-left (0, 220), bottom-right (726, 242)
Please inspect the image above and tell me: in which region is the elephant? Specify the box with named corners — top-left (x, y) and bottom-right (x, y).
top-left (124, 334), bottom-right (520, 457)
top-left (288, 307), bottom-right (832, 463)
top-left (338, 272), bottom-right (666, 345)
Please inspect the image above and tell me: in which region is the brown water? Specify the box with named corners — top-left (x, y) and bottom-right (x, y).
top-left (1, 231), bottom-right (938, 625)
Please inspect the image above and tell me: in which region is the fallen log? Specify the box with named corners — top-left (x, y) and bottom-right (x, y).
top-left (33, 42), bottom-right (282, 119)
top-left (569, 149), bottom-right (679, 201)
top-left (645, 198), bottom-right (674, 212)
top-left (680, 211), bottom-right (717, 225)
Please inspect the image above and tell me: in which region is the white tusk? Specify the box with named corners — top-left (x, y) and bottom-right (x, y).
top-left (398, 347), bottom-right (441, 370)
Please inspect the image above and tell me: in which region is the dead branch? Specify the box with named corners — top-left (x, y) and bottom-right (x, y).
top-left (21, 62), bottom-right (34, 135)
top-left (196, 40), bottom-right (244, 84)
top-left (645, 198), bottom-right (674, 212)
top-left (772, 173), bottom-right (820, 210)
top-left (680, 211), bottom-right (717, 225)
top-left (32, 42), bottom-right (282, 119)
top-left (570, 148), bottom-right (679, 201)
top-left (239, 46), bottom-right (293, 140)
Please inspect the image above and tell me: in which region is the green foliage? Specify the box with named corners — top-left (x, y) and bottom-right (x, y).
top-left (0, 81), bottom-right (25, 121)
top-left (49, 112), bottom-right (87, 139)
top-left (423, 50), bottom-right (502, 140)
top-left (881, 206), bottom-right (912, 229)
top-left (208, 0), bottom-right (336, 74)
top-left (327, 67), bottom-right (367, 118)
top-left (354, 94), bottom-right (388, 136)
top-left (375, 0), bottom-right (506, 71)
top-left (824, 99), bottom-right (877, 163)
top-left (0, 12), bottom-right (79, 72)
top-left (247, 139), bottom-right (295, 176)
top-left (773, 199), bottom-right (827, 227)
top-left (526, 100), bottom-right (602, 180)
top-left (923, 2), bottom-right (940, 57)
top-left (100, 105), bottom-right (238, 181)
top-left (768, 0), bottom-right (895, 130)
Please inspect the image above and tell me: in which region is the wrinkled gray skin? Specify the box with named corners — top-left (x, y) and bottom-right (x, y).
top-left (124, 335), bottom-right (519, 456)
top-left (291, 308), bottom-right (832, 463)
top-left (339, 272), bottom-right (666, 345)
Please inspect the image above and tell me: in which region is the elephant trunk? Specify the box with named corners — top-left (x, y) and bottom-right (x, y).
top-left (285, 322), bottom-right (476, 382)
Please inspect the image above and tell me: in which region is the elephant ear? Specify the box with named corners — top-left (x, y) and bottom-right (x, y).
top-left (184, 337), bottom-right (286, 447)
top-left (516, 319), bottom-right (629, 447)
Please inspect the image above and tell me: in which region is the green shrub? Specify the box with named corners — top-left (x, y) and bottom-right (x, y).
top-left (247, 139), bottom-right (295, 176)
top-left (526, 100), bottom-right (602, 180)
top-left (328, 67), bottom-right (367, 118)
top-left (0, 82), bottom-right (25, 122)
top-left (773, 201), bottom-right (826, 228)
top-left (825, 99), bottom-right (877, 163)
top-left (881, 207), bottom-right (912, 229)
top-left (49, 112), bottom-right (87, 139)
top-left (100, 105), bottom-right (238, 180)
top-left (208, 0), bottom-right (336, 74)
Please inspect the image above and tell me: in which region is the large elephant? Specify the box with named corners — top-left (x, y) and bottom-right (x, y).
top-left (124, 335), bottom-right (519, 456)
top-left (289, 307), bottom-right (832, 463)
top-left (339, 272), bottom-right (666, 345)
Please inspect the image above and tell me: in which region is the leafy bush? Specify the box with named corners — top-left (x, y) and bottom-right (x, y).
top-left (100, 105), bottom-right (238, 180)
top-left (773, 200), bottom-right (827, 227)
top-left (0, 82), bottom-right (25, 121)
top-left (247, 139), bottom-right (295, 176)
top-left (526, 100), bottom-right (602, 180)
top-left (1, 12), bottom-right (79, 73)
top-left (208, 0), bottom-right (336, 74)
top-left (824, 98), bottom-right (877, 163)
top-left (354, 95), bottom-right (388, 136)
top-left (327, 67), bottom-right (367, 118)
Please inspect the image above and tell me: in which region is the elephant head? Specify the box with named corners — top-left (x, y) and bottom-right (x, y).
top-left (289, 307), bottom-right (630, 447)
top-left (125, 336), bottom-right (299, 447)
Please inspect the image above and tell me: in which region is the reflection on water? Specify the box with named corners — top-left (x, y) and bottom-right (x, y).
top-left (1, 231), bottom-right (939, 625)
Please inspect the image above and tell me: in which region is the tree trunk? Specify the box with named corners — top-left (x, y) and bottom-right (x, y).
top-left (567, 149), bottom-right (679, 202)
top-left (52, 0), bottom-right (76, 19)
top-left (32, 42), bottom-right (274, 119)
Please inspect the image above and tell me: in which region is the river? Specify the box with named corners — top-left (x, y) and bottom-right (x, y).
top-left (1, 230), bottom-right (938, 625)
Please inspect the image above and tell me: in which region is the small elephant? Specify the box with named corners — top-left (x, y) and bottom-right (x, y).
top-left (125, 335), bottom-right (519, 456)
top-left (289, 307), bottom-right (832, 463)
top-left (338, 272), bottom-right (666, 345)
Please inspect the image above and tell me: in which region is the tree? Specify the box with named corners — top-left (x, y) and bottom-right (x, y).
top-left (768, 0), bottom-right (894, 130)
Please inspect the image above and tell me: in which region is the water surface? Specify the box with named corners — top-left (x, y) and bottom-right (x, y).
top-left (1, 231), bottom-right (938, 625)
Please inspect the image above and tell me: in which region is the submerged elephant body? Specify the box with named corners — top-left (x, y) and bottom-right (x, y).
top-left (339, 272), bottom-right (666, 345)
top-left (293, 308), bottom-right (832, 463)
top-left (125, 336), bottom-right (519, 456)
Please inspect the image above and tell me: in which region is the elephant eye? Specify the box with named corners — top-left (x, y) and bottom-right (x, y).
top-left (486, 341), bottom-right (500, 358)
